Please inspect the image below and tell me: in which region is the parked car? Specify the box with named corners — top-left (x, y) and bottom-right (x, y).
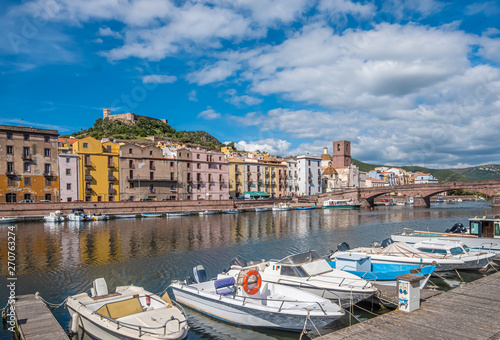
top-left (39, 200), bottom-right (51, 203)
top-left (140, 198), bottom-right (153, 201)
top-left (19, 199), bottom-right (35, 203)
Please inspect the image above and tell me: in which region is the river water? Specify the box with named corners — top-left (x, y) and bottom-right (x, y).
top-left (0, 201), bottom-right (497, 339)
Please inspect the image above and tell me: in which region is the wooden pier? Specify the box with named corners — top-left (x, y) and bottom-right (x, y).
top-left (14, 294), bottom-right (68, 340)
top-left (319, 271), bottom-right (500, 339)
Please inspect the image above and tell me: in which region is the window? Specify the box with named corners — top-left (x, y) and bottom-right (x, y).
top-left (24, 134), bottom-right (29, 141)
top-left (44, 164), bottom-right (51, 174)
top-left (197, 163), bottom-right (201, 169)
top-left (170, 162), bottom-right (174, 167)
top-left (450, 247), bottom-right (464, 255)
top-left (67, 183), bottom-right (71, 190)
top-left (219, 164), bottom-right (222, 170)
top-left (179, 152), bottom-right (182, 157)
top-left (470, 222), bottom-right (479, 235)
top-left (24, 162), bottom-right (30, 172)
top-left (7, 133), bottom-right (12, 140)
top-left (85, 196), bottom-right (91, 202)
top-left (106, 145), bottom-right (111, 152)
top-left (67, 197), bottom-right (72, 202)
top-left (84, 155), bottom-right (91, 166)
top-left (6, 145), bottom-right (13, 154)
top-left (197, 173), bottom-right (201, 181)
top-left (197, 154), bottom-right (200, 159)
top-left (129, 170), bottom-right (133, 179)
top-left (149, 161), bottom-right (154, 170)
top-left (418, 248), bottom-right (447, 254)
top-left (109, 196), bottom-right (114, 202)
top-left (66, 157), bottom-right (70, 163)
top-left (129, 160), bottom-right (134, 168)
top-left (129, 148), bottom-right (133, 154)
top-left (129, 182), bottom-right (134, 189)
top-left (23, 147), bottom-right (29, 156)
top-left (83, 142), bottom-right (88, 148)
top-left (66, 168), bottom-right (71, 175)
top-left (197, 183), bottom-right (201, 190)
top-left (44, 148), bottom-right (50, 157)
top-left (7, 178), bottom-right (15, 186)
top-left (24, 177), bottom-right (31, 186)
top-left (187, 173), bottom-right (191, 181)
top-left (150, 172), bottom-right (154, 180)
top-left (170, 172), bottom-right (174, 180)
top-left (149, 150), bottom-right (153, 156)
top-left (44, 136), bottom-right (50, 142)
top-left (187, 163), bottom-right (191, 169)
top-left (7, 162), bottom-right (13, 173)
top-left (45, 178), bottom-right (51, 187)
top-left (337, 143), bottom-right (340, 151)
top-left (108, 156), bottom-right (114, 167)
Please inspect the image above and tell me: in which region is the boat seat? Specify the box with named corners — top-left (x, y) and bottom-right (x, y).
top-left (214, 277), bottom-right (235, 295)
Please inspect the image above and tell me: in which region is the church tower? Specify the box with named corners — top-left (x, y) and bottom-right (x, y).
top-left (331, 140), bottom-right (351, 168)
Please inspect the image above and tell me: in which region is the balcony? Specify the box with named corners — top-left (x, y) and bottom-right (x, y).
top-left (108, 162), bottom-right (116, 168)
top-left (85, 174), bottom-right (93, 181)
top-left (108, 188), bottom-right (117, 194)
top-left (44, 171), bottom-right (55, 178)
top-left (127, 176), bottom-right (177, 182)
top-left (22, 154), bottom-right (32, 161)
top-left (85, 187), bottom-right (92, 193)
top-left (6, 170), bottom-right (17, 177)
top-left (84, 162), bottom-right (93, 167)
top-left (108, 174), bottom-right (116, 181)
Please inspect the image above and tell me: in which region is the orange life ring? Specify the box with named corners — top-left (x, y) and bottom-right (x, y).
top-left (242, 270), bottom-right (262, 295)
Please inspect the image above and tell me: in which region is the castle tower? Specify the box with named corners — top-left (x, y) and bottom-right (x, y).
top-left (332, 140), bottom-right (351, 168)
top-left (103, 108), bottom-right (111, 119)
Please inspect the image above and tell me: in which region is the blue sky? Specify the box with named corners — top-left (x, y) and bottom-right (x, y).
top-left (1, 0), bottom-right (500, 168)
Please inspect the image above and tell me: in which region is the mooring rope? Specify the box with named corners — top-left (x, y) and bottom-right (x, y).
top-left (35, 292), bottom-right (67, 309)
top-left (299, 309), bottom-right (321, 340)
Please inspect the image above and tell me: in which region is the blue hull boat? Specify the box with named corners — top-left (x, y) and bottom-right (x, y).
top-left (296, 206), bottom-right (316, 210)
top-left (328, 259), bottom-right (435, 288)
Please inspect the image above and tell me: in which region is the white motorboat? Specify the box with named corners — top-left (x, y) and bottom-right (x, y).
top-left (198, 210), bottom-right (215, 215)
top-left (44, 210), bottom-right (65, 222)
top-left (66, 278), bottom-right (189, 340)
top-left (322, 199), bottom-right (360, 209)
top-left (271, 203), bottom-right (292, 211)
top-left (67, 208), bottom-right (91, 221)
top-left (254, 207), bottom-right (268, 212)
top-left (91, 213), bottom-right (109, 221)
top-left (342, 240), bottom-right (496, 272)
top-left (141, 213), bottom-right (163, 218)
top-left (167, 212), bottom-right (190, 217)
top-left (224, 251), bottom-right (376, 306)
top-left (391, 217), bottom-right (500, 253)
top-left (169, 269), bottom-right (344, 332)
top-left (0, 217), bottom-right (18, 224)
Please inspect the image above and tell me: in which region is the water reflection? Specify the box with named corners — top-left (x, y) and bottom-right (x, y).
top-left (0, 202), bottom-right (496, 340)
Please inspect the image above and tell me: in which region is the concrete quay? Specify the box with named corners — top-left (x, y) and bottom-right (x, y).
top-left (319, 271), bottom-right (500, 340)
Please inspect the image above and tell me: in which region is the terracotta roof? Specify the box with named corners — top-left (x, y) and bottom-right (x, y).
top-left (320, 153), bottom-right (332, 160)
top-left (323, 167), bottom-right (337, 175)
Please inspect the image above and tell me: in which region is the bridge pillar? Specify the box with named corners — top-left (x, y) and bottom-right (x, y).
top-left (413, 196), bottom-right (430, 208)
top-left (362, 198), bottom-right (375, 208)
top-left (492, 196), bottom-right (500, 207)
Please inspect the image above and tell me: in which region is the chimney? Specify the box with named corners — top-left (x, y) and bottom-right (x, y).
top-left (103, 108), bottom-right (111, 118)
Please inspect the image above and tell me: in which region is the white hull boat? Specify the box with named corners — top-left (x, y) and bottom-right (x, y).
top-left (141, 213), bottom-right (163, 218)
top-left (272, 203), bottom-right (292, 211)
top-left (343, 240), bottom-right (495, 272)
top-left (170, 273), bottom-right (344, 332)
top-left (225, 251), bottom-right (376, 306)
top-left (254, 208), bottom-right (267, 212)
top-left (67, 208), bottom-right (91, 221)
top-left (91, 213), bottom-right (109, 221)
top-left (199, 210), bottom-right (215, 215)
top-left (44, 211), bottom-right (65, 222)
top-left (66, 278), bottom-right (189, 340)
top-left (0, 217), bottom-right (18, 224)
top-left (167, 212), bottom-right (190, 217)
top-left (392, 217), bottom-right (500, 253)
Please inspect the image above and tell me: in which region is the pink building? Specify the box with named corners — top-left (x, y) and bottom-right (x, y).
top-left (191, 148), bottom-right (229, 200)
top-left (59, 153), bottom-right (80, 202)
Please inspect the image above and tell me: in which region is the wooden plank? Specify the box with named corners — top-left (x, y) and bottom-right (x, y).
top-left (320, 271), bottom-right (500, 340)
top-left (15, 294), bottom-right (68, 340)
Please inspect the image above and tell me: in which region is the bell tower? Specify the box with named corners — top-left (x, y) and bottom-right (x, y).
top-left (331, 140), bottom-right (351, 168)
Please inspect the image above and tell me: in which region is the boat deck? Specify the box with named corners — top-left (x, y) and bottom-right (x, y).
top-left (318, 271), bottom-right (500, 339)
top-left (14, 294), bottom-right (68, 340)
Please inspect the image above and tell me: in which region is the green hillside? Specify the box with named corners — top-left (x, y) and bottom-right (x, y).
top-left (70, 117), bottom-right (222, 149)
top-left (453, 164), bottom-right (500, 181)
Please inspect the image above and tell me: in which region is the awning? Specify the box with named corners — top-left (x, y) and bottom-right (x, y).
top-left (243, 191), bottom-right (270, 197)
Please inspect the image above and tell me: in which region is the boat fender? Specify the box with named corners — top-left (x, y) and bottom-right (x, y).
top-left (242, 270), bottom-right (262, 295)
top-left (70, 313), bottom-right (79, 334)
top-left (146, 295), bottom-right (151, 306)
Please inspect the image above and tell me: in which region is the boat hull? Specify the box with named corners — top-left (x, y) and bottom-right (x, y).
top-left (323, 205), bottom-right (360, 210)
top-left (170, 285), bottom-right (341, 331)
top-left (391, 233), bottom-right (500, 254)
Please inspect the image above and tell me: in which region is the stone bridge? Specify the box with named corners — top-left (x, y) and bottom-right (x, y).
top-left (303, 180), bottom-right (500, 208)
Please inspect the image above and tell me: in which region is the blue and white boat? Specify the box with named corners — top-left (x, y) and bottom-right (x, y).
top-left (141, 213), bottom-right (163, 218)
top-left (254, 207), bottom-right (267, 212)
top-left (167, 212), bottom-right (190, 217)
top-left (222, 209), bottom-right (238, 214)
top-left (329, 252), bottom-right (435, 288)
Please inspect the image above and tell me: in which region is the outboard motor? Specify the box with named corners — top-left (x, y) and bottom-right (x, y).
top-left (337, 242), bottom-right (350, 252)
top-left (229, 256), bottom-right (248, 268)
top-left (381, 238), bottom-right (394, 248)
top-left (188, 265), bottom-right (207, 284)
top-left (446, 223), bottom-right (467, 234)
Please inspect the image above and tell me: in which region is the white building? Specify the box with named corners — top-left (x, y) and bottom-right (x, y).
top-left (286, 158), bottom-right (299, 195)
top-left (297, 155), bottom-right (322, 196)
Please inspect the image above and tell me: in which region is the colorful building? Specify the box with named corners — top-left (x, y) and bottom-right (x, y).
top-left (0, 125), bottom-right (59, 202)
top-left (59, 153), bottom-right (80, 202)
top-left (190, 147), bottom-right (229, 200)
top-left (72, 137), bottom-right (119, 202)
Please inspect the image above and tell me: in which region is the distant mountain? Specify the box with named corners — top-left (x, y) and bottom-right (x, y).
top-left (69, 117), bottom-right (222, 149)
top-left (351, 159), bottom-right (500, 182)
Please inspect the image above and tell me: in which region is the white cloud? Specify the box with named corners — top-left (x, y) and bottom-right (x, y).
top-left (236, 138), bottom-right (291, 155)
top-left (197, 108), bottom-right (221, 120)
top-left (142, 74), bottom-right (177, 84)
top-left (224, 89), bottom-right (262, 107)
top-left (98, 27), bottom-right (122, 39)
top-left (188, 90), bottom-right (198, 101)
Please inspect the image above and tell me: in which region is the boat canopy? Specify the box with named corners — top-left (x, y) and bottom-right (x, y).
top-left (244, 191), bottom-right (270, 198)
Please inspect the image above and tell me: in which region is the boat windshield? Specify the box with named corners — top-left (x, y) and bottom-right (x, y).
top-left (418, 248), bottom-right (447, 254)
top-left (278, 251), bottom-right (322, 265)
top-left (450, 247), bottom-right (465, 255)
top-left (463, 245), bottom-right (470, 253)
top-left (280, 265), bottom-right (309, 277)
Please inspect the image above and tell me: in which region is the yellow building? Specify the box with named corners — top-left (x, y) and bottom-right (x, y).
top-left (73, 137), bottom-right (119, 202)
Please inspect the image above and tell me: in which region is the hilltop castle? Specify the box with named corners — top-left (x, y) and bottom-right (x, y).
top-left (103, 108), bottom-right (168, 125)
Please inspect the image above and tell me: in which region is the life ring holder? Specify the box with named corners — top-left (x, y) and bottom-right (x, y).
top-left (242, 270), bottom-right (262, 295)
